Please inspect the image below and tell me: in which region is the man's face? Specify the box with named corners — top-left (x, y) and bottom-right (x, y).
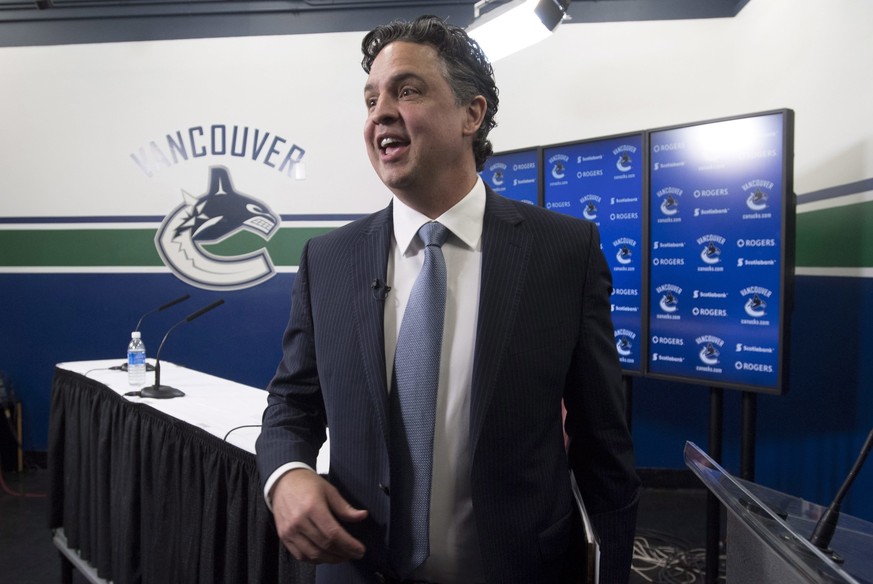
top-left (363, 41), bottom-right (481, 202)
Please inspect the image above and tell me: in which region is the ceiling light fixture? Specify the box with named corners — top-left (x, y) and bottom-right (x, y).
top-left (467, 0), bottom-right (571, 63)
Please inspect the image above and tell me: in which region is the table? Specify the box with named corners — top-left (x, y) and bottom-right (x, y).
top-left (48, 359), bottom-right (320, 584)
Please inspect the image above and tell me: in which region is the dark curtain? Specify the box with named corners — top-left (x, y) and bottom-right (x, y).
top-left (48, 367), bottom-right (315, 584)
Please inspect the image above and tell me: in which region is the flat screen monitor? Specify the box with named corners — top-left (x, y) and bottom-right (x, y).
top-left (646, 109), bottom-right (794, 394)
top-left (481, 147), bottom-right (541, 206)
top-left (543, 132), bottom-right (646, 375)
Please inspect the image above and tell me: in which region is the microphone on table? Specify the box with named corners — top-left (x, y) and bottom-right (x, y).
top-left (112, 294), bottom-right (191, 371)
top-left (808, 427), bottom-right (873, 562)
top-left (140, 299), bottom-right (225, 400)
top-left (134, 294), bottom-right (191, 332)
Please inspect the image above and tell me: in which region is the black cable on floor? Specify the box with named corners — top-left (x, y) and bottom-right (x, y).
top-left (633, 528), bottom-right (724, 584)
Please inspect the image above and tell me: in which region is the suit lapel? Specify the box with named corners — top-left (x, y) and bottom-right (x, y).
top-left (351, 204), bottom-right (393, 446)
top-left (353, 194), bottom-right (533, 455)
top-left (470, 191), bottom-right (532, 458)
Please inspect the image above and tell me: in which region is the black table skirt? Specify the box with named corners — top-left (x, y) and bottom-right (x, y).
top-left (48, 367), bottom-right (315, 584)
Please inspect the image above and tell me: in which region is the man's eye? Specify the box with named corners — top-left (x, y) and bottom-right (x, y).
top-left (400, 87), bottom-right (418, 98)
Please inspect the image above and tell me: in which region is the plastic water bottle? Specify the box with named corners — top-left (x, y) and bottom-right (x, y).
top-left (127, 331), bottom-right (146, 386)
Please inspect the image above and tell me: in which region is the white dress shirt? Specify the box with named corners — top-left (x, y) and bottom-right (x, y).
top-left (387, 179), bottom-right (485, 583)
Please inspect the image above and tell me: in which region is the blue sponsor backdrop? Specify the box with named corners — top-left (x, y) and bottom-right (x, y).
top-left (542, 134), bottom-right (645, 374)
top-left (648, 112), bottom-right (787, 391)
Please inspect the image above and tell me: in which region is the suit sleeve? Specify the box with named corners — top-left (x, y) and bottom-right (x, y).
top-left (255, 240), bottom-right (328, 490)
top-left (563, 223), bottom-right (640, 583)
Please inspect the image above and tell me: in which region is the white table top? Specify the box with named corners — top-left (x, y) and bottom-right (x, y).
top-left (56, 359), bottom-right (329, 473)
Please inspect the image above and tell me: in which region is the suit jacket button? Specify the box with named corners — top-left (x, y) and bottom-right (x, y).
top-left (379, 482), bottom-right (390, 496)
top-left (374, 571), bottom-right (387, 583)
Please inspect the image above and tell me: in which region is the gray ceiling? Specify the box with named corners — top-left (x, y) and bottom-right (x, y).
top-left (0, 0), bottom-right (752, 47)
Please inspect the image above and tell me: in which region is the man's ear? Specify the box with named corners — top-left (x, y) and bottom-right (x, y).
top-left (463, 95), bottom-right (488, 136)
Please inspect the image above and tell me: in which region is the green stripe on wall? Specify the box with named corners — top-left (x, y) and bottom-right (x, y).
top-left (7, 199), bottom-right (869, 271)
top-left (0, 227), bottom-right (332, 267)
top-left (796, 199), bottom-right (873, 268)
top-left (208, 227), bottom-right (331, 264)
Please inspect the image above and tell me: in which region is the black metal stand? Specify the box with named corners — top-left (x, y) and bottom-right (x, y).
top-left (740, 391), bottom-right (757, 481)
top-left (705, 387), bottom-right (724, 584)
top-left (703, 388), bottom-right (759, 581)
top-left (139, 384), bottom-right (185, 399)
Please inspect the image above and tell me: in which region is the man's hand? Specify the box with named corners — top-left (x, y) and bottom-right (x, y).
top-left (271, 468), bottom-right (368, 564)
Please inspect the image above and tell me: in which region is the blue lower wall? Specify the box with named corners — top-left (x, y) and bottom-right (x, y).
top-left (0, 272), bottom-right (292, 455)
top-left (2, 271), bottom-right (871, 521)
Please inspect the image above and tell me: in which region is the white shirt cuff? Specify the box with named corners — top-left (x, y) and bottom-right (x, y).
top-left (263, 462), bottom-right (317, 512)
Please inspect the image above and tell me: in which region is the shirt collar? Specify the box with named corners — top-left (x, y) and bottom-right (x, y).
top-left (392, 178), bottom-right (486, 255)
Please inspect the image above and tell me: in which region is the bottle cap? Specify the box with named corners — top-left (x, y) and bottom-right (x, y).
top-left (131, 331), bottom-right (141, 339)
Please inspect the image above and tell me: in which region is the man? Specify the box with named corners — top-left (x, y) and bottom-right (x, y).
top-left (256, 15), bottom-right (639, 584)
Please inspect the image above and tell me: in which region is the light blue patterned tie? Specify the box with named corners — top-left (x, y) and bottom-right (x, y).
top-left (389, 221), bottom-right (449, 578)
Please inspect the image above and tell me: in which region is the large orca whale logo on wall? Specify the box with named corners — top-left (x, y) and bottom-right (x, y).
top-left (156, 166), bottom-right (280, 291)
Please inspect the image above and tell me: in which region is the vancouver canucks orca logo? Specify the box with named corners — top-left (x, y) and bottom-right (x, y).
top-left (582, 201), bottom-right (598, 221)
top-left (700, 242), bottom-right (721, 265)
top-left (491, 169), bottom-right (504, 187)
top-left (616, 244), bottom-right (632, 265)
top-left (744, 293), bottom-right (767, 317)
top-left (659, 291), bottom-right (678, 313)
top-left (699, 342), bottom-right (720, 365)
top-left (552, 161), bottom-right (566, 180)
top-left (616, 153), bottom-right (632, 173)
top-left (747, 188), bottom-right (769, 211)
top-left (616, 335), bottom-right (632, 357)
top-left (156, 166), bottom-right (280, 291)
top-left (660, 194), bottom-right (679, 216)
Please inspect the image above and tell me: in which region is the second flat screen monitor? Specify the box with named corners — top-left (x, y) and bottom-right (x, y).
top-left (543, 133), bottom-right (645, 374)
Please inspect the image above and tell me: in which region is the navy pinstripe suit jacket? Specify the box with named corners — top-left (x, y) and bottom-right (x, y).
top-left (256, 188), bottom-right (640, 584)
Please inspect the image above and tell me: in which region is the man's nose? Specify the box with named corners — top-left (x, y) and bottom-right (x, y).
top-left (369, 96), bottom-right (398, 125)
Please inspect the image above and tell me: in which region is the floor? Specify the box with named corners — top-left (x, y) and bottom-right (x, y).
top-left (630, 485), bottom-right (715, 584)
top-left (1, 465), bottom-right (716, 584)
top-left (0, 465), bottom-right (77, 584)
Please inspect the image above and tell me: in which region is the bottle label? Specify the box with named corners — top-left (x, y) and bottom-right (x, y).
top-left (128, 351), bottom-right (146, 366)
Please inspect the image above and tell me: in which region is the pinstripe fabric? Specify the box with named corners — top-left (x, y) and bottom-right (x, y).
top-left (257, 189), bottom-right (640, 584)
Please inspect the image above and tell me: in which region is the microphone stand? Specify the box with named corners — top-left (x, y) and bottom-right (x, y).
top-left (115, 294), bottom-right (190, 371)
top-left (140, 299), bottom-right (224, 399)
top-left (808, 427), bottom-right (873, 561)
top-left (135, 294), bottom-right (191, 332)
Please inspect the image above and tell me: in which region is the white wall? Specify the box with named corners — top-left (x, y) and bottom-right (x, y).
top-left (0, 31), bottom-right (387, 218)
top-left (2, 0), bottom-right (870, 221)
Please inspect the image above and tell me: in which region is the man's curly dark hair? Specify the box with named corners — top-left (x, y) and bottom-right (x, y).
top-left (361, 15), bottom-right (499, 172)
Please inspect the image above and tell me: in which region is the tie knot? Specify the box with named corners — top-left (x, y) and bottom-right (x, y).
top-left (418, 221), bottom-right (449, 248)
